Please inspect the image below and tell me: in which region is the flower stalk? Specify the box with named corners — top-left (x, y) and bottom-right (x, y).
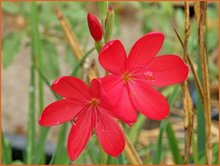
top-left (54, 5), bottom-right (143, 164)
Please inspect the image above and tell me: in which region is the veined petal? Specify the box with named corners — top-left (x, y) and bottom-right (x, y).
top-left (102, 75), bottom-right (137, 123)
top-left (51, 76), bottom-right (91, 101)
top-left (95, 110), bottom-right (125, 157)
top-left (129, 80), bottom-right (169, 120)
top-left (127, 32), bottom-right (164, 70)
top-left (67, 109), bottom-right (93, 161)
top-left (99, 40), bottom-right (127, 75)
top-left (39, 99), bottom-right (85, 126)
top-left (144, 55), bottom-right (189, 87)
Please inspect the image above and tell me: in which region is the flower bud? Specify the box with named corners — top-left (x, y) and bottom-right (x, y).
top-left (87, 13), bottom-right (103, 41)
top-left (104, 6), bottom-right (115, 42)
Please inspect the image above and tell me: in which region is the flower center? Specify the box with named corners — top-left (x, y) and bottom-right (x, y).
top-left (89, 98), bottom-right (99, 108)
top-left (122, 73), bottom-right (133, 83)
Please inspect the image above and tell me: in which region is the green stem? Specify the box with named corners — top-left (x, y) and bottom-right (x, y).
top-left (26, 64), bottom-right (36, 164)
top-left (30, 2), bottom-right (44, 116)
top-left (30, 2), bottom-right (47, 164)
top-left (26, 2), bottom-right (40, 164)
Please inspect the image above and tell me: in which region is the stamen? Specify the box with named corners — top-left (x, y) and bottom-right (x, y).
top-left (90, 98), bottom-right (99, 108)
top-left (123, 73), bottom-right (133, 83)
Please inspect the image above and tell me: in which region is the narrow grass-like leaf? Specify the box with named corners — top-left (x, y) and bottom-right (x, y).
top-left (30, 2), bottom-right (47, 164)
top-left (71, 47), bottom-right (95, 76)
top-left (2, 133), bottom-right (12, 164)
top-left (192, 132), bottom-right (199, 163)
top-left (128, 114), bottom-right (146, 144)
top-left (167, 85), bottom-right (181, 107)
top-left (213, 143), bottom-right (219, 164)
top-left (86, 137), bottom-right (99, 164)
top-left (117, 153), bottom-right (125, 164)
top-left (152, 120), bottom-right (168, 164)
top-left (166, 122), bottom-right (184, 164)
top-left (2, 32), bottom-right (23, 68)
top-left (51, 124), bottom-right (70, 164)
top-left (42, 39), bottom-right (60, 80)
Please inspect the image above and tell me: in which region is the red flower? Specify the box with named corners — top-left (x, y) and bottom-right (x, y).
top-left (39, 76), bottom-right (125, 160)
top-left (87, 13), bottom-right (103, 41)
top-left (98, 32), bottom-right (189, 124)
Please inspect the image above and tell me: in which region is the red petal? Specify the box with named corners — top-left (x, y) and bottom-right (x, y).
top-left (51, 76), bottom-right (91, 101)
top-left (102, 75), bottom-right (137, 123)
top-left (90, 79), bottom-right (110, 109)
top-left (127, 32), bottom-right (164, 70)
top-left (99, 40), bottom-right (127, 75)
top-left (129, 80), bottom-right (169, 120)
top-left (39, 99), bottom-right (85, 126)
top-left (90, 79), bottom-right (101, 98)
top-left (95, 110), bottom-right (125, 157)
top-left (144, 55), bottom-right (189, 86)
top-left (67, 109), bottom-right (93, 161)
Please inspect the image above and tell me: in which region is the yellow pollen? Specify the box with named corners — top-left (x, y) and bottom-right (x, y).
top-left (123, 73), bottom-right (133, 83)
top-left (90, 98), bottom-right (99, 108)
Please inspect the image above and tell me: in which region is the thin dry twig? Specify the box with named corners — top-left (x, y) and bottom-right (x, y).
top-left (173, 28), bottom-right (204, 100)
top-left (194, 1), bottom-right (200, 25)
top-left (182, 2), bottom-right (194, 163)
top-left (54, 5), bottom-right (142, 165)
top-left (198, 2), bottom-right (212, 164)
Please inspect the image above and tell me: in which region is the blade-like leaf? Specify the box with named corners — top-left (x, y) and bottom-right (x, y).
top-left (166, 122), bottom-right (184, 164)
top-left (41, 39), bottom-right (60, 80)
top-left (51, 124), bottom-right (70, 164)
top-left (2, 32), bottom-right (23, 68)
top-left (2, 133), bottom-right (12, 164)
top-left (152, 120), bottom-right (168, 164)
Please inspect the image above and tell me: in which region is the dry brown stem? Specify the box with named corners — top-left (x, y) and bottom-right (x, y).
top-left (194, 1), bottom-right (200, 25)
top-left (198, 2), bottom-right (212, 164)
top-left (182, 2), bottom-right (194, 163)
top-left (173, 28), bottom-right (204, 101)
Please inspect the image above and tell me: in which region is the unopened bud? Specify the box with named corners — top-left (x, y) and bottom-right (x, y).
top-left (98, 2), bottom-right (109, 26)
top-left (104, 6), bottom-right (115, 42)
top-left (87, 13), bottom-right (103, 41)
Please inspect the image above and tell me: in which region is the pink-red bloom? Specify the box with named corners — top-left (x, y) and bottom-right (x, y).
top-left (99, 32), bottom-right (189, 124)
top-left (87, 13), bottom-right (103, 41)
top-left (39, 76), bottom-right (125, 160)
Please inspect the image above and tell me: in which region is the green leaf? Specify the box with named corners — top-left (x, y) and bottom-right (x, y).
top-left (152, 120), bottom-right (168, 164)
top-left (2, 2), bottom-right (20, 14)
top-left (71, 47), bottom-right (95, 76)
top-left (2, 133), bottom-right (12, 164)
top-left (12, 160), bottom-right (24, 165)
top-left (128, 114), bottom-right (146, 144)
top-left (41, 39), bottom-right (60, 80)
top-left (196, 45), bottom-right (206, 163)
top-left (51, 124), bottom-right (70, 164)
top-left (2, 32), bottom-right (23, 68)
top-left (213, 143), bottom-right (219, 164)
top-left (166, 122), bottom-right (184, 164)
top-left (85, 136), bottom-right (99, 164)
